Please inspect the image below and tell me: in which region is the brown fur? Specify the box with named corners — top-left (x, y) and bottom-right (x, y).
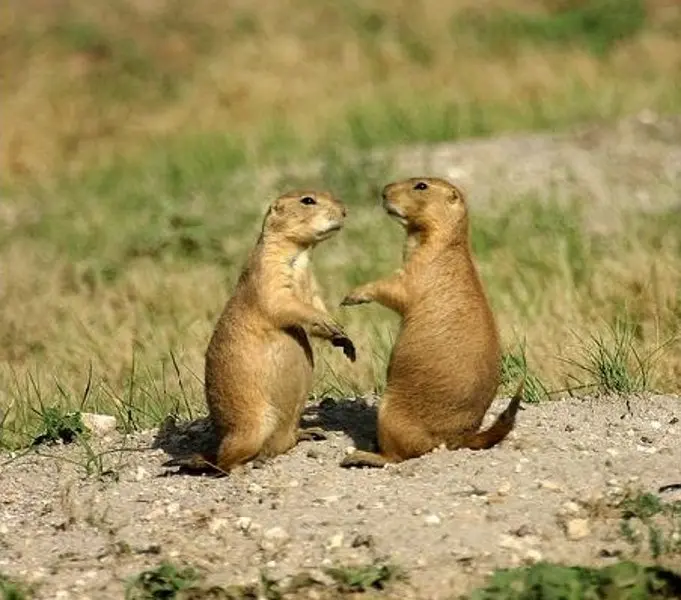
top-left (340, 177), bottom-right (522, 468)
top-left (166, 190), bottom-right (355, 474)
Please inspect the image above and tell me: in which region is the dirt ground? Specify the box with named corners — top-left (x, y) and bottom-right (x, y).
top-left (1, 393), bottom-right (680, 599)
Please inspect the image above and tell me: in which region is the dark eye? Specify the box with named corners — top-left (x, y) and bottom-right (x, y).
top-left (300, 196), bottom-right (316, 205)
top-left (414, 182), bottom-right (428, 191)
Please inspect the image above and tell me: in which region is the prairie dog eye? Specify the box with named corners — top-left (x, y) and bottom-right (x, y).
top-left (300, 196), bottom-right (316, 205)
top-left (413, 182), bottom-right (428, 191)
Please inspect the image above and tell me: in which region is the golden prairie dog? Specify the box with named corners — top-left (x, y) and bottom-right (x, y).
top-left (168, 190), bottom-right (355, 474)
top-left (340, 177), bottom-right (522, 468)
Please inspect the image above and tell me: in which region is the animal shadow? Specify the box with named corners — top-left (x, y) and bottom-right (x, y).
top-left (302, 396), bottom-right (379, 452)
top-left (151, 415), bottom-right (222, 477)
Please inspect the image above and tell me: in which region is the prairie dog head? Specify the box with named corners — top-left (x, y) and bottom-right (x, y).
top-left (263, 190), bottom-right (347, 246)
top-left (381, 177), bottom-right (468, 237)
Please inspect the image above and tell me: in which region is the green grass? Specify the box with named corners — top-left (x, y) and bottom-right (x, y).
top-left (453, 0), bottom-right (648, 57)
top-left (617, 491), bottom-right (681, 560)
top-left (124, 560), bottom-right (403, 599)
top-left (463, 560), bottom-right (681, 600)
top-left (3, 0), bottom-right (681, 178)
top-left (0, 573), bottom-right (30, 600)
top-left (1, 145), bottom-right (680, 448)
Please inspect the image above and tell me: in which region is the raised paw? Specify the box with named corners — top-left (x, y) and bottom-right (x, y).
top-left (297, 427), bottom-right (328, 442)
top-left (340, 290), bottom-right (372, 307)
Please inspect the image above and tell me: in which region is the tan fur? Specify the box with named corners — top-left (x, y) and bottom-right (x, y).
top-left (340, 177), bottom-right (522, 468)
top-left (167, 190), bottom-right (355, 474)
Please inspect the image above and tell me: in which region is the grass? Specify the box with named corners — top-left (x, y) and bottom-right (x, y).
top-left (463, 560), bottom-right (681, 600)
top-left (121, 559), bottom-right (681, 599)
top-left (124, 560), bottom-right (403, 599)
top-left (2, 0), bottom-right (681, 179)
top-left (617, 491), bottom-right (681, 560)
top-left (0, 573), bottom-right (30, 600)
top-left (1, 155), bottom-right (680, 447)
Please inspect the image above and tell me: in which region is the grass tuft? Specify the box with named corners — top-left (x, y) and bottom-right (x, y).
top-left (454, 0), bottom-right (648, 57)
top-left (125, 562), bottom-right (201, 600)
top-left (31, 408), bottom-right (88, 447)
top-left (0, 573), bottom-right (31, 600)
top-left (463, 560), bottom-right (681, 600)
top-left (617, 490), bottom-right (681, 560)
top-left (563, 321), bottom-right (658, 395)
top-left (324, 562), bottom-right (404, 593)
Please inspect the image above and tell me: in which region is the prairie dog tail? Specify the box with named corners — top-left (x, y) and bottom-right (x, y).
top-left (462, 380), bottom-right (524, 450)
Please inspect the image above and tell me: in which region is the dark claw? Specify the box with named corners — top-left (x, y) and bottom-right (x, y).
top-left (332, 335), bottom-right (356, 362)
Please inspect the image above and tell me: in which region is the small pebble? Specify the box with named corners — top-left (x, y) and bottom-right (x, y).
top-left (565, 518), bottom-right (591, 541)
top-left (236, 516), bottom-right (253, 531)
top-left (424, 514), bottom-right (441, 526)
top-left (524, 549), bottom-right (543, 564)
top-left (208, 518), bottom-right (228, 534)
top-left (497, 482), bottom-right (511, 496)
top-left (326, 533), bottom-right (344, 550)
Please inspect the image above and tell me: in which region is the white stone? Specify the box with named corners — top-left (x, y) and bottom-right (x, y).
top-left (497, 482), bottom-right (512, 496)
top-left (326, 533), bottom-right (344, 550)
top-left (565, 518), bottom-right (590, 541)
top-left (80, 413), bottom-right (117, 436)
top-left (524, 549), bottom-right (543, 564)
top-left (209, 518), bottom-right (228, 534)
top-left (236, 517), bottom-right (253, 531)
top-left (263, 526), bottom-right (289, 542)
top-left (561, 501), bottom-right (581, 515)
top-left (424, 514), bottom-right (441, 526)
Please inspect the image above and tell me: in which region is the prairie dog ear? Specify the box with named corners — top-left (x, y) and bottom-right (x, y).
top-left (447, 184), bottom-right (465, 204)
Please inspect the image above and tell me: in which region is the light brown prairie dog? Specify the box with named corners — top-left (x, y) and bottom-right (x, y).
top-left (168, 190), bottom-right (355, 474)
top-left (340, 177), bottom-right (522, 468)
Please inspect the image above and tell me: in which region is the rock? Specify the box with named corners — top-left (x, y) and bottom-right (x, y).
top-left (524, 549), bottom-right (543, 564)
top-left (345, 446), bottom-right (356, 456)
top-left (539, 480), bottom-right (562, 491)
top-left (565, 518), bottom-right (590, 541)
top-left (235, 517), bottom-right (253, 532)
top-left (326, 533), bottom-right (344, 550)
top-left (424, 514), bottom-right (441, 526)
top-left (80, 413), bottom-right (117, 437)
top-left (208, 518), bottom-right (228, 534)
top-left (262, 526), bottom-right (289, 548)
top-left (497, 482), bottom-right (512, 496)
top-left (134, 467), bottom-right (147, 482)
top-left (559, 501), bottom-right (582, 516)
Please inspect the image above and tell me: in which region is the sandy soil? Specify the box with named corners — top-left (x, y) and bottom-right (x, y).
top-left (1, 393), bottom-right (680, 599)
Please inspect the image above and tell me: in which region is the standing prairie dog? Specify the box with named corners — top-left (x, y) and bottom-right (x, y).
top-left (171, 190), bottom-right (355, 474)
top-left (340, 177), bottom-right (522, 468)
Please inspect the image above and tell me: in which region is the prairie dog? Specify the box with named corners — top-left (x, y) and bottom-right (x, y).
top-left (170, 190), bottom-right (355, 474)
top-left (340, 177), bottom-right (522, 468)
